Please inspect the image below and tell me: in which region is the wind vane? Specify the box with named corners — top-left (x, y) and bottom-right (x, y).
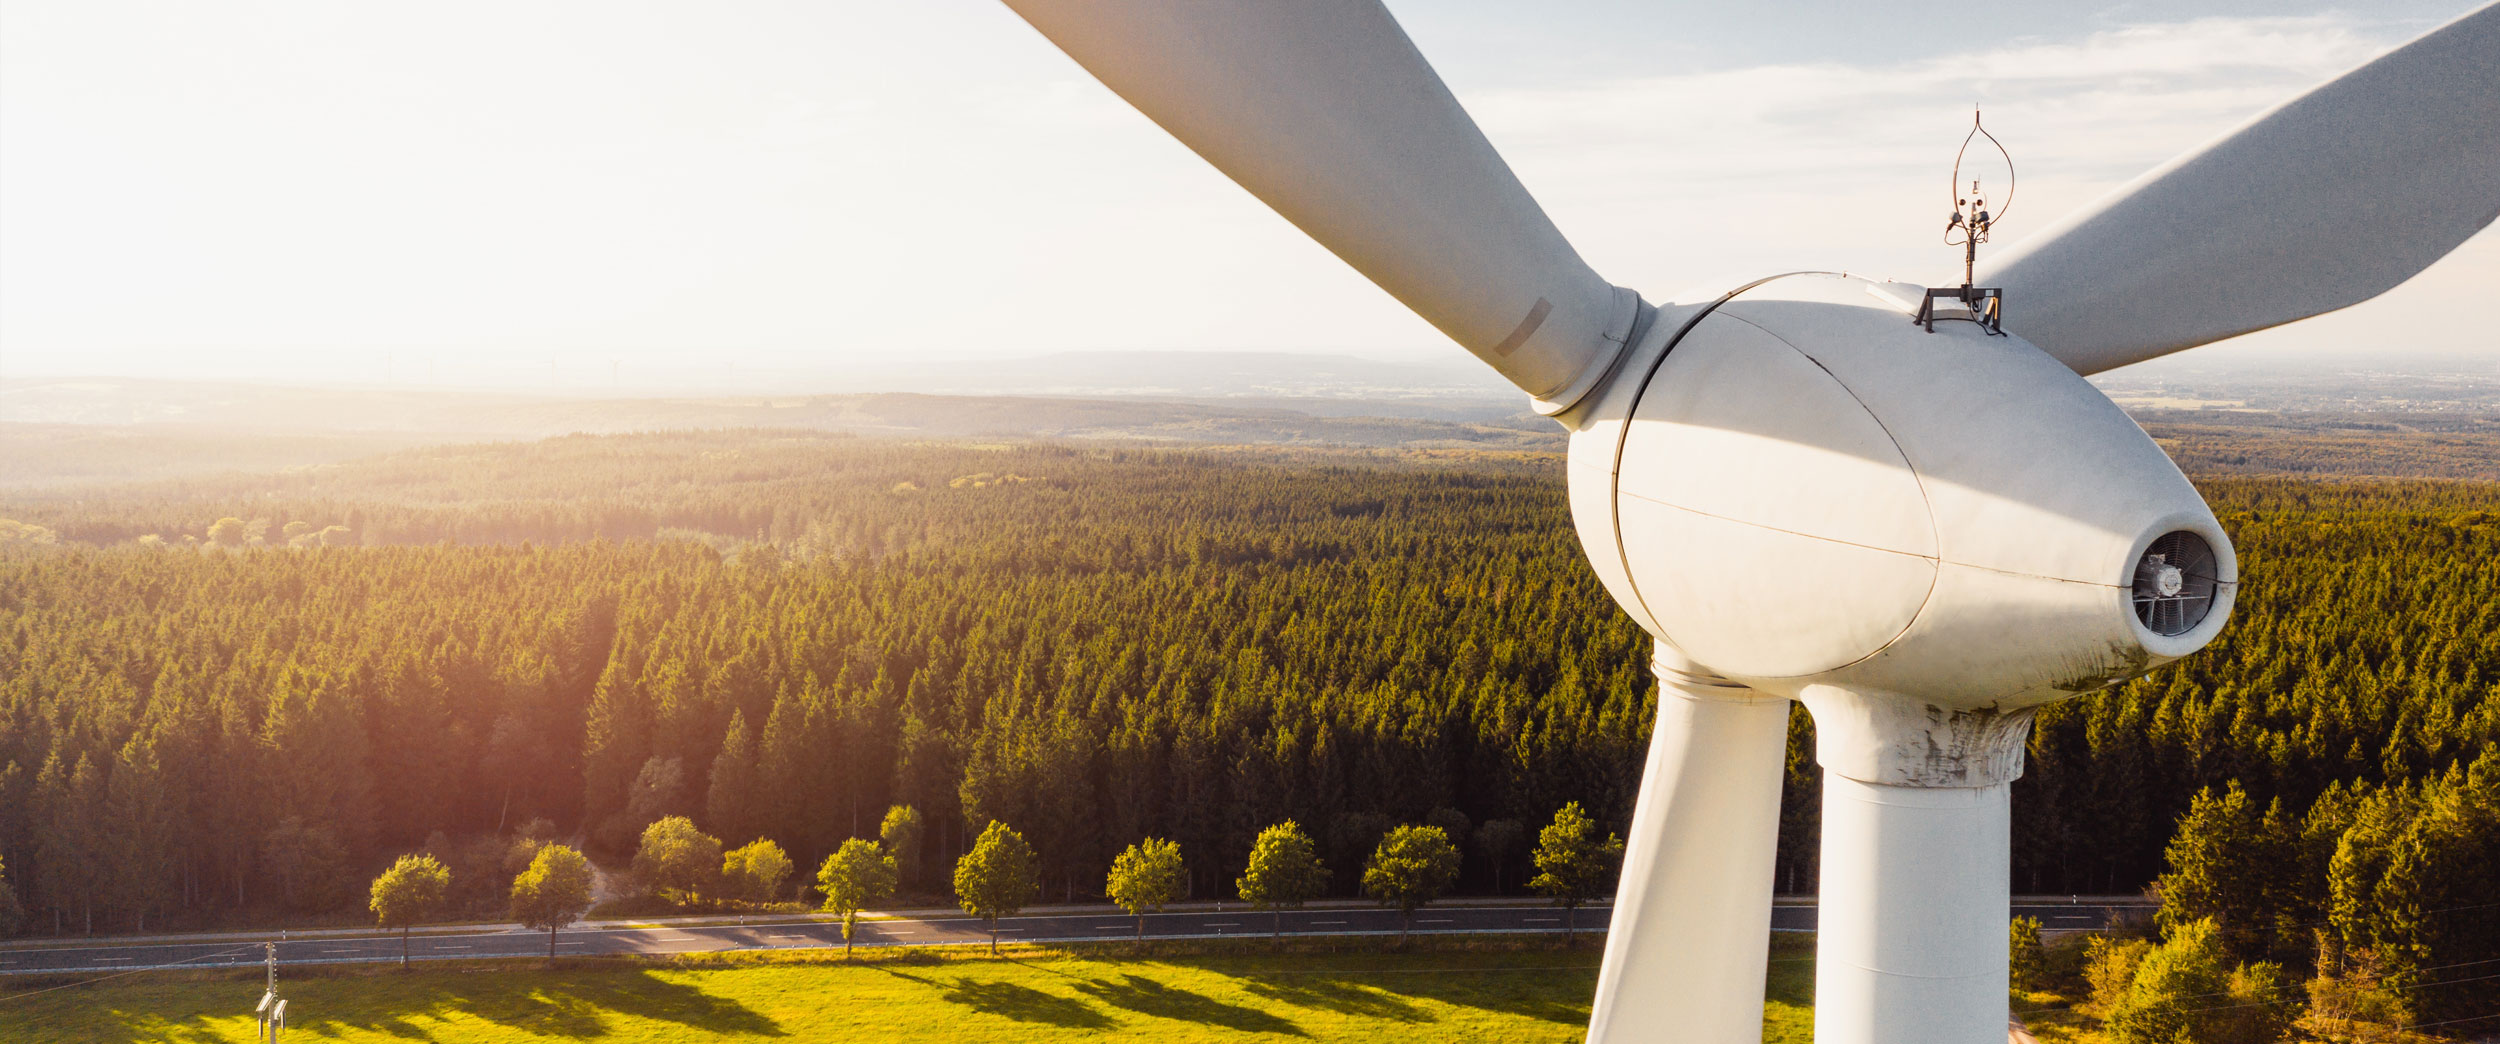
top-left (1915, 110), bottom-right (2013, 335)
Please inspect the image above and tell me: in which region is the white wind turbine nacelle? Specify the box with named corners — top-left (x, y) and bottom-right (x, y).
top-left (1565, 275), bottom-right (2237, 1040)
top-left (991, 2), bottom-right (2500, 1042)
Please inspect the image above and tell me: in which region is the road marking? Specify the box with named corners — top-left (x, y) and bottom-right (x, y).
top-left (436, 945), bottom-right (471, 950)
top-left (1093, 925), bottom-right (1129, 930)
top-left (769, 934), bottom-right (809, 940)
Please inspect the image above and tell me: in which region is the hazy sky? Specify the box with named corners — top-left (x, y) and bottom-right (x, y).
top-left (3, 0), bottom-right (2493, 390)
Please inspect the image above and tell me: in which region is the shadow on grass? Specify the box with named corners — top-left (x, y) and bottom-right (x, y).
top-left (1240, 974), bottom-right (1437, 1024)
top-left (1075, 973), bottom-right (1307, 1035)
top-left (56, 967), bottom-right (785, 1044)
top-left (878, 967), bottom-right (1118, 1030)
top-left (1356, 954), bottom-right (1597, 1025)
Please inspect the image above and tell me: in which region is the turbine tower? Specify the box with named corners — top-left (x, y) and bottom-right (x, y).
top-left (988, 3), bottom-right (2500, 1041)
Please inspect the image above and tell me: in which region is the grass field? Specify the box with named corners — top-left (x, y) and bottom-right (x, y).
top-left (0, 938), bottom-right (1820, 1043)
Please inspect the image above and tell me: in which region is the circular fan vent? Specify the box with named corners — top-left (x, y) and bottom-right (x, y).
top-left (2133, 531), bottom-right (2220, 636)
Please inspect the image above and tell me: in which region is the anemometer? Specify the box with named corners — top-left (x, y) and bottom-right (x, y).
top-left (1915, 111), bottom-right (2012, 336)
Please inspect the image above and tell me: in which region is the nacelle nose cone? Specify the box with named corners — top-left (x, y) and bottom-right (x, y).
top-left (1571, 274), bottom-right (2235, 712)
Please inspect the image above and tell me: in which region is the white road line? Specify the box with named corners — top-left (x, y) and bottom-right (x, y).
top-left (769, 934), bottom-right (809, 940)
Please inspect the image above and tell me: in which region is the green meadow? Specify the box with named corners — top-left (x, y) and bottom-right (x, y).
top-left (0, 939), bottom-right (1819, 1043)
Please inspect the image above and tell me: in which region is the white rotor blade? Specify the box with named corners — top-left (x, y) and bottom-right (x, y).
top-left (1978, 2), bottom-right (2500, 375)
top-left (999, 0), bottom-right (1646, 413)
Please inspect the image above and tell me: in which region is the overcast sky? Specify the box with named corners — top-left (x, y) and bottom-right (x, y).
top-left (3, 0), bottom-right (2493, 391)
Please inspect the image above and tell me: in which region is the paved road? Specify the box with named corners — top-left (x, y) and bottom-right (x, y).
top-left (0, 902), bottom-right (2136, 977)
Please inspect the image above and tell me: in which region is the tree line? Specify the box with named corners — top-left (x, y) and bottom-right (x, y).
top-left (0, 435), bottom-right (2490, 968)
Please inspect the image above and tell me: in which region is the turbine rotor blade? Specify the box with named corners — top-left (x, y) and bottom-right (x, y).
top-left (999, 0), bottom-right (1646, 413)
top-left (1978, 2), bottom-right (2500, 375)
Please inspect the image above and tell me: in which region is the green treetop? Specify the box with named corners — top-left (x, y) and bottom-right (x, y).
top-left (816, 838), bottom-right (897, 956)
top-left (369, 854), bottom-right (450, 967)
top-left (880, 805), bottom-right (924, 889)
top-left (1363, 824), bottom-right (1460, 946)
top-left (632, 815), bottom-right (722, 905)
top-left (955, 821), bottom-right (1040, 955)
top-left (721, 839), bottom-right (793, 904)
top-left (1238, 820), bottom-right (1328, 940)
top-left (1105, 837), bottom-right (1185, 941)
top-left (1528, 801), bottom-right (1625, 946)
top-left (508, 844), bottom-right (593, 957)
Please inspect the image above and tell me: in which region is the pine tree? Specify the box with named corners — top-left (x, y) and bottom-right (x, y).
top-left (703, 711), bottom-right (757, 846)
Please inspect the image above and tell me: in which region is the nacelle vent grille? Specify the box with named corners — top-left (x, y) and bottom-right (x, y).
top-left (2133, 531), bottom-right (2220, 636)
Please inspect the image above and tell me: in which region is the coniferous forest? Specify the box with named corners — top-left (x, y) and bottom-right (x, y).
top-left (1, 430), bottom-right (2494, 1021)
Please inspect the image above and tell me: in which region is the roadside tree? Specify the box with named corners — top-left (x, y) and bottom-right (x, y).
top-left (1363, 825), bottom-right (1460, 946)
top-left (509, 844), bottom-right (594, 958)
top-left (2009, 916), bottom-right (2045, 991)
top-left (955, 822), bottom-right (1040, 955)
top-left (721, 839), bottom-right (794, 903)
top-left (881, 805), bottom-right (924, 889)
top-left (1528, 801), bottom-right (1625, 946)
top-left (0, 855), bottom-right (24, 936)
top-left (369, 854), bottom-right (451, 967)
top-left (1106, 838), bottom-right (1185, 941)
top-left (632, 815), bottom-right (722, 904)
top-left (1472, 819), bottom-right (1525, 895)
top-left (817, 839), bottom-right (897, 957)
top-left (1238, 820), bottom-right (1328, 941)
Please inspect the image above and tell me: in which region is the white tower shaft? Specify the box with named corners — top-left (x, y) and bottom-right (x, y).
top-left (1587, 655), bottom-right (1789, 1044)
top-left (1814, 775), bottom-right (2013, 1044)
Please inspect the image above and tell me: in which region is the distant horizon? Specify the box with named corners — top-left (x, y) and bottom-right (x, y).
top-left (6, 344), bottom-right (2499, 405)
top-left (5, 1), bottom-right (2496, 388)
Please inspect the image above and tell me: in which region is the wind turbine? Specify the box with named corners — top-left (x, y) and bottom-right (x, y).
top-left (987, 3), bottom-right (2500, 1042)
